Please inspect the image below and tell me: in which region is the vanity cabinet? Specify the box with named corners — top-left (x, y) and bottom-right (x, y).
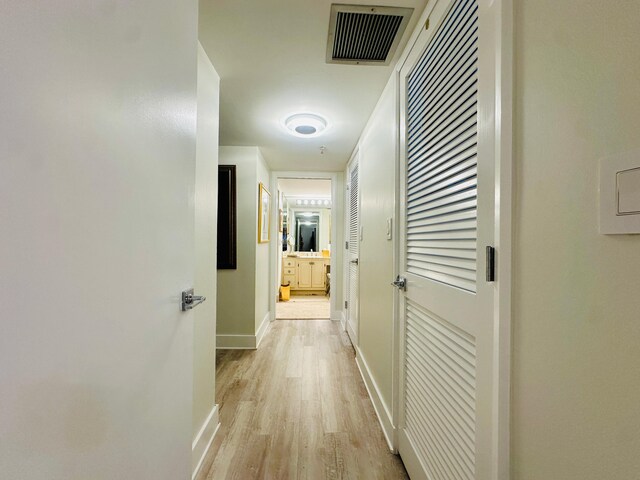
top-left (282, 256), bottom-right (329, 292)
top-left (282, 258), bottom-right (297, 287)
top-left (297, 261), bottom-right (312, 288)
top-left (310, 261), bottom-right (325, 288)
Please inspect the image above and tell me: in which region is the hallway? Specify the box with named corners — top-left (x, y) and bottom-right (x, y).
top-left (197, 320), bottom-right (408, 479)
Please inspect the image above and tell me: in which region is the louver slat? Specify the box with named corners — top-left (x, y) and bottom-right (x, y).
top-left (350, 164), bottom-right (359, 249)
top-left (407, 0), bottom-right (476, 100)
top-left (405, 299), bottom-right (477, 480)
top-left (348, 163), bottom-right (359, 326)
top-left (406, 0), bottom-right (478, 294)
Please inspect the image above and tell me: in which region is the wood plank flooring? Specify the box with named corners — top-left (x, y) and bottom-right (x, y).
top-left (197, 320), bottom-right (408, 480)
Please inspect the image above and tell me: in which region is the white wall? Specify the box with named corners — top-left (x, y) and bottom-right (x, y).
top-left (217, 147), bottom-right (271, 345)
top-left (276, 189), bottom-right (284, 299)
top-left (192, 43), bottom-right (220, 472)
top-left (346, 74), bottom-right (398, 432)
top-left (332, 172), bottom-right (346, 321)
top-left (0, 1), bottom-right (198, 478)
top-left (513, 1), bottom-right (640, 478)
top-left (320, 208), bottom-right (331, 251)
top-left (255, 151), bottom-right (271, 333)
top-left (217, 147), bottom-right (258, 337)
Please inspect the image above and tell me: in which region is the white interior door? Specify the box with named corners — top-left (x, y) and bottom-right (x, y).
top-left (346, 154), bottom-right (360, 344)
top-left (397, 0), bottom-right (501, 478)
top-left (0, 3), bottom-right (197, 477)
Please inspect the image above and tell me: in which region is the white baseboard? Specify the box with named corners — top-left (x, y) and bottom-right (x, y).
top-left (256, 312), bottom-right (271, 348)
top-left (346, 321), bottom-right (358, 346)
top-left (217, 312), bottom-right (271, 350)
top-left (355, 347), bottom-right (395, 452)
top-left (331, 308), bottom-right (344, 323)
top-left (216, 333), bottom-right (256, 349)
top-left (192, 404), bottom-right (220, 480)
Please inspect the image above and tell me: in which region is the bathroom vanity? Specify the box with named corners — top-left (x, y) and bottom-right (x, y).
top-left (282, 254), bottom-right (330, 293)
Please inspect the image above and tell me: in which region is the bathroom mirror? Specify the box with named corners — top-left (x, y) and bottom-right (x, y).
top-left (287, 208), bottom-right (331, 253)
top-left (294, 211), bottom-right (320, 252)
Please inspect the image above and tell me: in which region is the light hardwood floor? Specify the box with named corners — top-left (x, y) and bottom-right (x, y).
top-left (197, 320), bottom-right (408, 480)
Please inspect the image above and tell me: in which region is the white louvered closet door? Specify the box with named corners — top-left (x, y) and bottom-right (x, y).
top-left (346, 155), bottom-right (360, 344)
top-left (397, 0), bottom-right (499, 478)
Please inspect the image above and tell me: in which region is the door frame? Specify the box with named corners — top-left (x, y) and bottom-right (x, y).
top-left (390, 0), bottom-right (513, 478)
top-left (344, 149), bottom-right (361, 345)
top-left (269, 171), bottom-right (340, 324)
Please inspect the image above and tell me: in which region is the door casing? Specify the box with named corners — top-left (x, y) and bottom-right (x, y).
top-left (269, 171), bottom-right (340, 324)
top-left (345, 149), bottom-right (361, 345)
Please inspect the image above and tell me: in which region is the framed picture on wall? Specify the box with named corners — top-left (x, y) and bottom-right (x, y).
top-left (258, 182), bottom-right (271, 243)
top-left (217, 165), bottom-right (237, 269)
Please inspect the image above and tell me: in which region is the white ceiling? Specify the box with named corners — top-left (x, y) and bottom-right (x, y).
top-left (278, 178), bottom-right (332, 197)
top-left (199, 0), bottom-right (428, 172)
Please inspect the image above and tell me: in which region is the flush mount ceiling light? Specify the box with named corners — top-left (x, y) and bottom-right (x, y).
top-left (284, 113), bottom-right (328, 138)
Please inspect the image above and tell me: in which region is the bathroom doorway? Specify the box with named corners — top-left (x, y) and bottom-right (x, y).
top-left (270, 175), bottom-right (337, 321)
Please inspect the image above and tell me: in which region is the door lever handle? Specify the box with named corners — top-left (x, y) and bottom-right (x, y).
top-left (181, 288), bottom-right (207, 311)
top-left (391, 276), bottom-right (407, 291)
top-left (350, 258), bottom-right (359, 265)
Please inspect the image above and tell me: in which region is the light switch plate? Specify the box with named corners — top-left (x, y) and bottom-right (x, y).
top-left (599, 150), bottom-right (640, 234)
top-left (616, 167), bottom-right (640, 215)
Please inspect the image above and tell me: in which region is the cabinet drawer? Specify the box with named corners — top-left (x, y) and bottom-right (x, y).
top-left (284, 268), bottom-right (296, 275)
top-left (283, 259), bottom-right (295, 267)
top-left (283, 274), bottom-right (296, 286)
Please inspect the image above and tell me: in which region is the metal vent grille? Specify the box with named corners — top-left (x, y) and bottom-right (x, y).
top-left (327, 5), bottom-right (413, 65)
top-left (333, 12), bottom-right (403, 61)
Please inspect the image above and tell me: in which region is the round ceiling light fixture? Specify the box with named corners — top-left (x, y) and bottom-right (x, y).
top-left (283, 113), bottom-right (328, 138)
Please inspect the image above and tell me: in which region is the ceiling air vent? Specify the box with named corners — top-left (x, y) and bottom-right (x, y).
top-left (326, 4), bottom-right (414, 65)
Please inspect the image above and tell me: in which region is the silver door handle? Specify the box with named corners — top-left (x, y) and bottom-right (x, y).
top-left (350, 259), bottom-right (359, 265)
top-left (391, 276), bottom-right (407, 291)
top-left (181, 288), bottom-right (206, 311)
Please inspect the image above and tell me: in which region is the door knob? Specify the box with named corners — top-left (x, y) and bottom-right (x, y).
top-left (391, 275), bottom-right (407, 291)
top-left (181, 288), bottom-right (206, 311)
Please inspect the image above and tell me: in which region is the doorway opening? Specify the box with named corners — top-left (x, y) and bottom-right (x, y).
top-left (272, 176), bottom-right (334, 320)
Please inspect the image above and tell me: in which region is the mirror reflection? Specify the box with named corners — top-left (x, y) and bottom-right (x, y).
top-left (294, 212), bottom-right (320, 252)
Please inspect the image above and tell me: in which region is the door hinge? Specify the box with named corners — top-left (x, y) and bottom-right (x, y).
top-left (345, 241), bottom-right (349, 250)
top-left (486, 246), bottom-right (496, 282)
top-left (345, 300), bottom-right (348, 309)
